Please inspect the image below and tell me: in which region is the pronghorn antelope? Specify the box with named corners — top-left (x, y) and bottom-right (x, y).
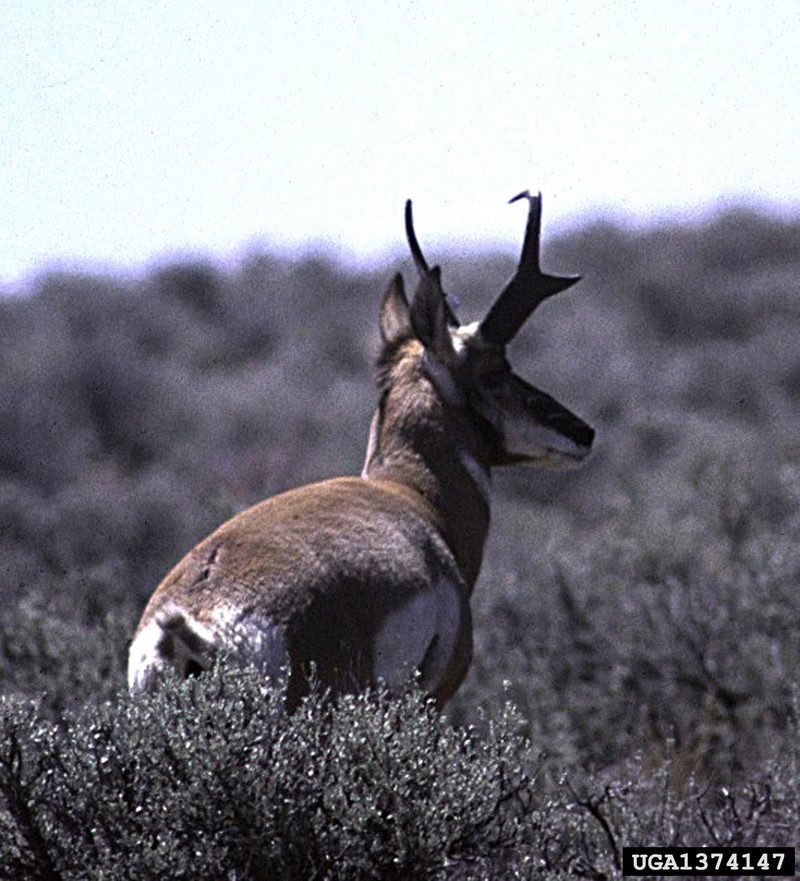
top-left (128, 192), bottom-right (595, 709)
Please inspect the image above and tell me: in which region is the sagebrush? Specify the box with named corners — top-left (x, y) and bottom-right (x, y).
top-left (1, 206), bottom-right (799, 877)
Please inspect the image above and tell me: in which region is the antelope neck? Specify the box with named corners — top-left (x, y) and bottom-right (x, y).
top-left (363, 400), bottom-right (491, 590)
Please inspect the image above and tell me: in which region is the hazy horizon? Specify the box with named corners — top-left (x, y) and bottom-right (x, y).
top-left (3, 1), bottom-right (799, 289)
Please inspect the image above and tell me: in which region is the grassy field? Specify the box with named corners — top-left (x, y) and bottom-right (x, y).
top-left (1, 207), bottom-right (798, 878)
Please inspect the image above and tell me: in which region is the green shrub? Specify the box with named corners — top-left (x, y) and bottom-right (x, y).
top-left (2, 665), bottom-right (797, 880)
top-left (0, 583), bottom-right (132, 719)
top-left (0, 666), bottom-right (542, 880)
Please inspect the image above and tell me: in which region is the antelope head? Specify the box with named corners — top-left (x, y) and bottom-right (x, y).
top-left (371, 191), bottom-right (594, 480)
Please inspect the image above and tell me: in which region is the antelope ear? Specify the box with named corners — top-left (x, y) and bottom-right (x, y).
top-left (379, 274), bottom-right (412, 344)
top-left (409, 266), bottom-right (455, 362)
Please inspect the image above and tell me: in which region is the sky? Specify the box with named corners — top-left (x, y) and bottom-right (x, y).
top-left (2, 0), bottom-right (799, 287)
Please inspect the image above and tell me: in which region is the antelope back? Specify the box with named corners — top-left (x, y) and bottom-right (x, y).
top-left (128, 476), bottom-right (472, 708)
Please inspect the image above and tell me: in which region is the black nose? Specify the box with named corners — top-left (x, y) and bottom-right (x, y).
top-left (572, 420), bottom-right (595, 450)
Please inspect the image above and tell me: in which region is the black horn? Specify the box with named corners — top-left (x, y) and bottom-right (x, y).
top-left (405, 199), bottom-right (459, 328)
top-left (478, 191), bottom-right (580, 347)
top-left (405, 199), bottom-right (430, 277)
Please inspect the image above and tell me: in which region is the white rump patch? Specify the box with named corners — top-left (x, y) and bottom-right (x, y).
top-left (212, 603), bottom-right (290, 684)
top-left (127, 603), bottom-right (289, 691)
top-left (128, 618), bottom-right (170, 691)
top-left (372, 575), bottom-right (462, 690)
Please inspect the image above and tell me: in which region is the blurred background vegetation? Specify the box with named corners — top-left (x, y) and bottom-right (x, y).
top-left (1, 208), bottom-right (799, 877)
